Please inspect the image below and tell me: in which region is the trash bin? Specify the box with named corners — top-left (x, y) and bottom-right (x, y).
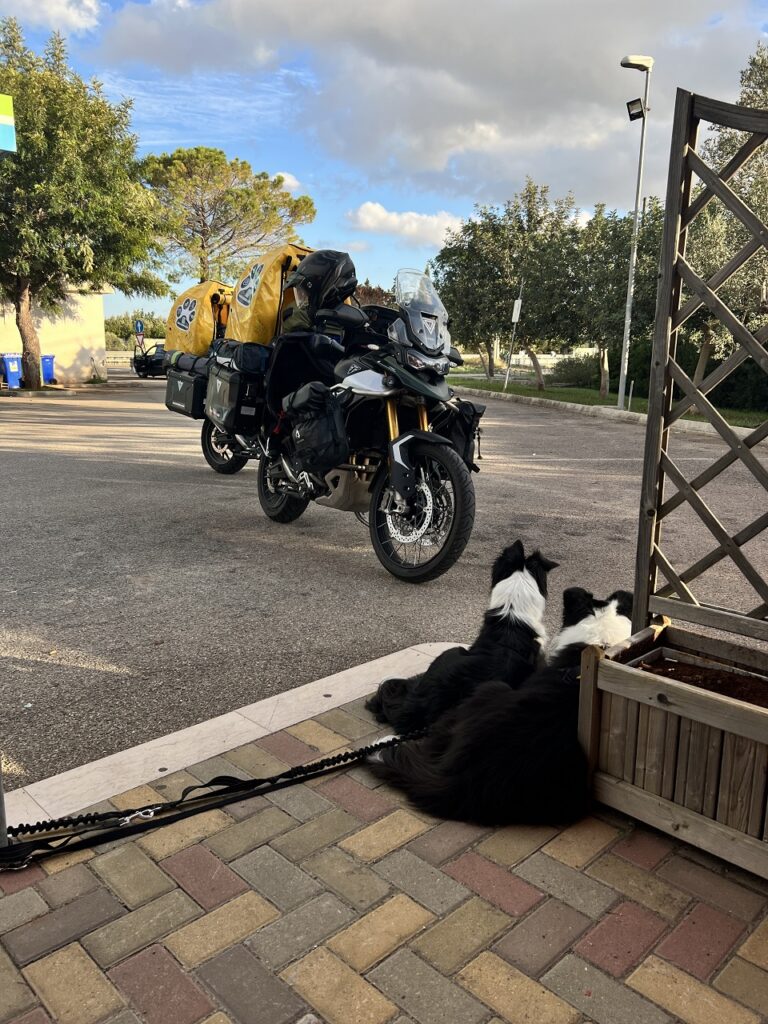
top-left (41, 354), bottom-right (56, 384)
top-left (1, 354), bottom-right (22, 389)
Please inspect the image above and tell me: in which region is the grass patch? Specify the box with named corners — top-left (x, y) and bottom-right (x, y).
top-left (449, 377), bottom-right (763, 428)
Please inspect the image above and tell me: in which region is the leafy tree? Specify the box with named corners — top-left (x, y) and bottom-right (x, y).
top-left (142, 148), bottom-right (316, 283)
top-left (104, 308), bottom-right (167, 340)
top-left (432, 217), bottom-right (498, 376)
top-left (686, 42), bottom-right (768, 380)
top-left (433, 180), bottom-right (580, 386)
top-left (576, 205), bottom-right (631, 395)
top-left (0, 19), bottom-right (165, 388)
top-left (355, 279), bottom-right (394, 306)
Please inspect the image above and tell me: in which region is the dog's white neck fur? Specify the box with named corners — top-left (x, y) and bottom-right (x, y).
top-left (488, 568), bottom-right (548, 645)
top-left (546, 599), bottom-right (631, 662)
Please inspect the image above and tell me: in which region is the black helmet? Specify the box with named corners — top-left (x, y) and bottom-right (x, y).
top-left (285, 250), bottom-right (357, 313)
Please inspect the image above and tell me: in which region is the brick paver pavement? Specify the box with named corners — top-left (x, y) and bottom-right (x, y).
top-left (3, 693), bottom-right (768, 1024)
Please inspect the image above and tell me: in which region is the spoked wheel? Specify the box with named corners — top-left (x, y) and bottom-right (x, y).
top-left (200, 419), bottom-right (249, 474)
top-left (369, 441), bottom-right (475, 583)
top-left (256, 453), bottom-right (309, 523)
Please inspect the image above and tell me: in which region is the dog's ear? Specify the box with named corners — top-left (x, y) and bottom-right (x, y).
top-left (524, 549), bottom-right (557, 597)
top-left (491, 539), bottom-right (526, 586)
top-left (608, 589), bottom-right (634, 619)
top-left (561, 586), bottom-right (594, 626)
top-left (535, 554), bottom-right (559, 572)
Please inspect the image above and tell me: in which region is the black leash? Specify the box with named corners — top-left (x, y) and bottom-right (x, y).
top-left (0, 733), bottom-right (419, 871)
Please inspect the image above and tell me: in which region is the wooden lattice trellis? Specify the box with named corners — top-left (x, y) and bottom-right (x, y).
top-left (634, 88), bottom-right (768, 643)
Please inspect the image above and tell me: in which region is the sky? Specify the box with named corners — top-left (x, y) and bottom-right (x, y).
top-left (2, 0), bottom-right (768, 316)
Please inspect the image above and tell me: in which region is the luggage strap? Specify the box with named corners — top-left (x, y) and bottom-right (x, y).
top-left (0, 732), bottom-right (421, 871)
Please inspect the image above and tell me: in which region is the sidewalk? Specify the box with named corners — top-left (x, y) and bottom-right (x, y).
top-left (2, 650), bottom-right (768, 1024)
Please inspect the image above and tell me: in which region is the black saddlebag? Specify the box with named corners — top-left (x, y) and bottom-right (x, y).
top-left (213, 340), bottom-right (270, 376)
top-left (164, 369), bottom-right (207, 419)
top-left (283, 381), bottom-right (349, 480)
top-left (432, 399), bottom-right (485, 467)
top-left (206, 363), bottom-right (263, 434)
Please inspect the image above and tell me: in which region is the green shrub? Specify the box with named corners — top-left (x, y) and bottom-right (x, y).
top-left (104, 309), bottom-right (168, 340)
top-left (104, 331), bottom-right (129, 350)
top-left (552, 354), bottom-right (600, 388)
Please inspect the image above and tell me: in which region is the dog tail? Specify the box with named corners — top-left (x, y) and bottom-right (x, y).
top-left (365, 677), bottom-right (410, 725)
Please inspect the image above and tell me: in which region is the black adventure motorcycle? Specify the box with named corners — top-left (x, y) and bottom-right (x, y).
top-left (164, 252), bottom-right (485, 583)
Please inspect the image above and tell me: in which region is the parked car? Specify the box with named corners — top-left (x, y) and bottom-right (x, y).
top-left (132, 343), bottom-right (166, 378)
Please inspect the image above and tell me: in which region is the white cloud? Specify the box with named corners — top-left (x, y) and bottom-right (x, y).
top-left (348, 202), bottom-right (462, 247)
top-left (99, 0), bottom-right (764, 208)
top-left (0, 0), bottom-right (100, 31)
top-left (275, 171), bottom-right (300, 192)
top-left (98, 69), bottom-right (310, 150)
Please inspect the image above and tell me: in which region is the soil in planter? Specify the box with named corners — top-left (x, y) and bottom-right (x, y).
top-left (639, 658), bottom-right (768, 710)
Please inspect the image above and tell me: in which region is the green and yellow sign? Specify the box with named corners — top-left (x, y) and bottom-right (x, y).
top-left (0, 94), bottom-right (16, 154)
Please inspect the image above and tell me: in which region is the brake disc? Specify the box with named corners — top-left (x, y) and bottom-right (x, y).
top-left (385, 479), bottom-right (434, 544)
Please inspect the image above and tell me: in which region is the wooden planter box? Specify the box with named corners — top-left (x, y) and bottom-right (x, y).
top-left (579, 623), bottom-right (768, 879)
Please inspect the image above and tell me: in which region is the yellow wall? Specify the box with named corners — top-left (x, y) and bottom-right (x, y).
top-left (0, 290), bottom-right (108, 384)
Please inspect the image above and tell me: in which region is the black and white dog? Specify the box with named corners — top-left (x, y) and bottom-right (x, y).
top-left (368, 586), bottom-right (633, 827)
top-left (365, 539), bottom-right (559, 734)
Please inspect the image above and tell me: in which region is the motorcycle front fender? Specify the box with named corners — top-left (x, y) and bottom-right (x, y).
top-left (388, 429), bottom-right (451, 503)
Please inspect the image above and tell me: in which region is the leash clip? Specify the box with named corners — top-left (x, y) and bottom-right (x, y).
top-left (119, 808), bottom-right (158, 828)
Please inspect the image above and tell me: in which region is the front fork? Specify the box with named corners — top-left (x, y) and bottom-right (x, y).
top-left (385, 398), bottom-right (429, 442)
top-left (385, 398), bottom-right (429, 512)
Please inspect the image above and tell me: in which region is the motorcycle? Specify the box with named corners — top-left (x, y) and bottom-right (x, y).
top-left (165, 254), bottom-right (485, 583)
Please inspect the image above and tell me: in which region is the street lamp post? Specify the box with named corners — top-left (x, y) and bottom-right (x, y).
top-left (617, 55), bottom-right (653, 411)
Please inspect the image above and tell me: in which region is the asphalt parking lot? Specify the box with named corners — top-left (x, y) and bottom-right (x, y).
top-left (1, 381), bottom-right (765, 787)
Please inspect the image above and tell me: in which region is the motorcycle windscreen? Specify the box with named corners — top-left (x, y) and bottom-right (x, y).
top-left (166, 280), bottom-right (233, 356)
top-left (226, 243), bottom-right (314, 346)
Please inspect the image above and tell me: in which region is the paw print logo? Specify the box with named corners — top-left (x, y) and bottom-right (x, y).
top-left (175, 297), bottom-right (197, 332)
top-left (236, 263), bottom-right (265, 307)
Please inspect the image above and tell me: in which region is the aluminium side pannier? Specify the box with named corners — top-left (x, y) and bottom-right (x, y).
top-left (164, 368), bottom-right (207, 419)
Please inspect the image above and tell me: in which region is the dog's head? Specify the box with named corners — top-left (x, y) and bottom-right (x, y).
top-left (491, 539), bottom-right (559, 598)
top-left (547, 586), bottom-right (634, 667)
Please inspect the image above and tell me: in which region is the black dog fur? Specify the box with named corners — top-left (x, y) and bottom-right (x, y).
top-left (365, 540), bottom-right (558, 734)
top-left (368, 587), bottom-right (633, 827)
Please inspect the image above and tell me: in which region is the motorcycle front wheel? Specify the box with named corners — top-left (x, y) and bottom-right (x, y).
top-left (369, 441), bottom-right (475, 583)
top-left (200, 419), bottom-right (249, 474)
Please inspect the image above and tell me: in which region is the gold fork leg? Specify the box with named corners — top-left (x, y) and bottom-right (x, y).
top-left (386, 399), bottom-right (400, 442)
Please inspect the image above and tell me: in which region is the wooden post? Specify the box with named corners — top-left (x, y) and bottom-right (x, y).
top-left (578, 645), bottom-right (605, 781)
top-left (634, 89), bottom-right (698, 632)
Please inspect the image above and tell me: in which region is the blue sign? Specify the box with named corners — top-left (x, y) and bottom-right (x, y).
top-left (134, 319), bottom-right (145, 334)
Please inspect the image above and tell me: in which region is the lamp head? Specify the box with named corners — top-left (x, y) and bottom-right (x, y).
top-left (621, 54), bottom-right (654, 72)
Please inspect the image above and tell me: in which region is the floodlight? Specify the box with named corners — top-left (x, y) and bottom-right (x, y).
top-left (627, 98), bottom-right (645, 122)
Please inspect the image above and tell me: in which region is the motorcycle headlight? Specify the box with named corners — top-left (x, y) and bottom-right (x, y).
top-left (406, 351), bottom-right (427, 371)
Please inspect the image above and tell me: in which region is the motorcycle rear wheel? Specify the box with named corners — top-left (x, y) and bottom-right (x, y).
top-left (369, 441), bottom-right (475, 583)
top-left (256, 454), bottom-right (310, 523)
top-left (200, 419), bottom-right (249, 474)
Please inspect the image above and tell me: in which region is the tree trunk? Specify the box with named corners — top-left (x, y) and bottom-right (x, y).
top-left (525, 346), bottom-right (545, 390)
top-left (15, 280), bottom-right (42, 390)
top-left (477, 349), bottom-right (491, 379)
top-left (484, 340), bottom-right (495, 377)
top-left (598, 344), bottom-right (609, 398)
top-left (693, 321), bottom-right (713, 386)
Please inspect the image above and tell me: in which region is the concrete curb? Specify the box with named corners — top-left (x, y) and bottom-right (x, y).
top-left (1, 381), bottom-right (147, 399)
top-left (4, 643), bottom-right (455, 826)
top-left (454, 385), bottom-right (754, 440)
